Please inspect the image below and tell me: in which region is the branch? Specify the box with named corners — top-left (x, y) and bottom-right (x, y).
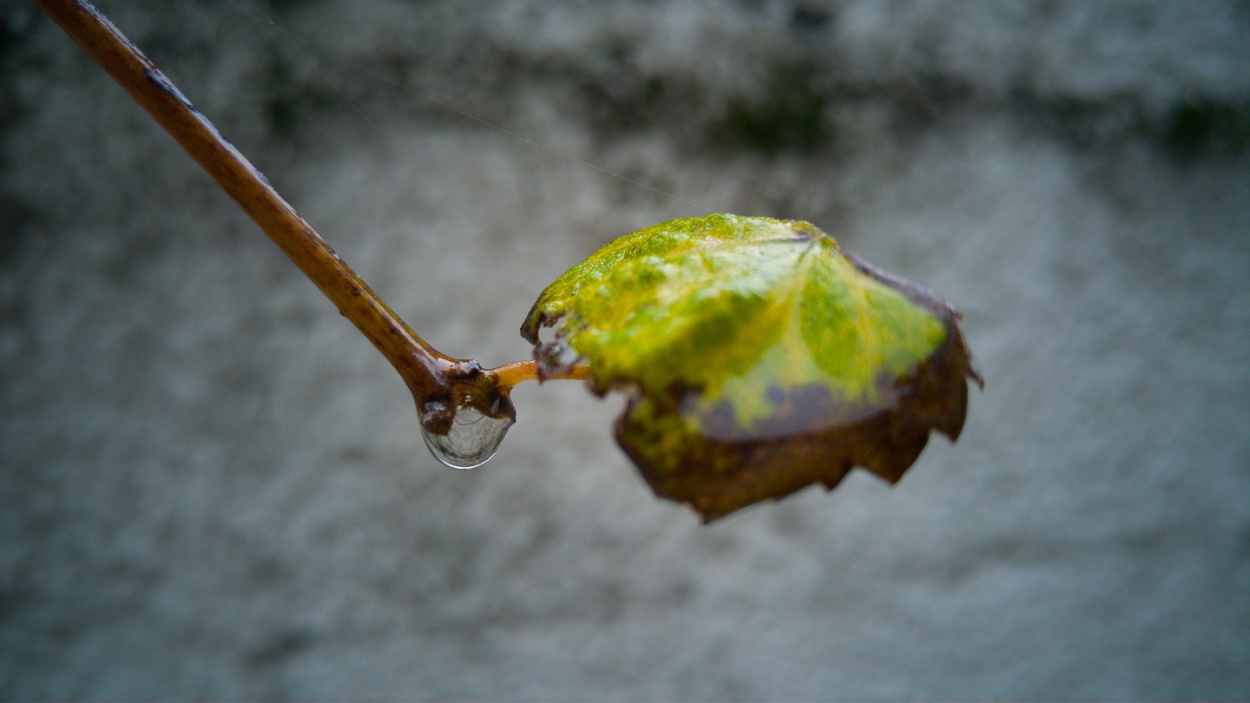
top-left (34, 0), bottom-right (463, 396)
top-left (34, 0), bottom-right (585, 434)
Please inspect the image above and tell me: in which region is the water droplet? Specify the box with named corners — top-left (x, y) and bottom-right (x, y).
top-left (420, 404), bottom-right (513, 469)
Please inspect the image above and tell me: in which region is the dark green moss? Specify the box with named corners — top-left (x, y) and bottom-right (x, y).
top-left (258, 0), bottom-right (322, 10)
top-left (1162, 97), bottom-right (1250, 159)
top-left (579, 73), bottom-right (670, 134)
top-left (261, 55), bottom-right (338, 141)
top-left (707, 68), bottom-right (831, 154)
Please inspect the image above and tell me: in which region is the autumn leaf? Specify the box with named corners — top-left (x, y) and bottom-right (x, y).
top-left (522, 214), bottom-right (981, 522)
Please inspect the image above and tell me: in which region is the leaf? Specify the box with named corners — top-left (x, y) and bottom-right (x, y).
top-left (522, 214), bottom-right (981, 522)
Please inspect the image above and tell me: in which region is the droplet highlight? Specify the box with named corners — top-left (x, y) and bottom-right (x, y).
top-left (421, 405), bottom-right (513, 469)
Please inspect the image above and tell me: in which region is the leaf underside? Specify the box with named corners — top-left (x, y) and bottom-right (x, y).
top-left (522, 214), bottom-right (981, 522)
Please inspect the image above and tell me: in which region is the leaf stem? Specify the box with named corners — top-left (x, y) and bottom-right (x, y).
top-left (489, 360), bottom-right (592, 389)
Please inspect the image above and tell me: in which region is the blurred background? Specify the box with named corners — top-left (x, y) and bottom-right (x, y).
top-left (2, 0), bottom-right (1248, 699)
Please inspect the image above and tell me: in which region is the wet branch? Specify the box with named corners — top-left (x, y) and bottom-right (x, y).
top-left (34, 0), bottom-right (585, 432)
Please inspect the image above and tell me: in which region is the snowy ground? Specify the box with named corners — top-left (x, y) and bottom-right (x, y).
top-left (2, 0), bottom-right (1249, 699)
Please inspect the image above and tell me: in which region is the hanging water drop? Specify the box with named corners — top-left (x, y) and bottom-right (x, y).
top-left (420, 403), bottom-right (513, 469)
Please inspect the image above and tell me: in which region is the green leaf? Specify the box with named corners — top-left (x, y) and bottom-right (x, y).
top-left (522, 214), bottom-right (981, 522)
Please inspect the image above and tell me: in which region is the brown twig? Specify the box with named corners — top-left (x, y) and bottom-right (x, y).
top-left (34, 0), bottom-right (579, 434)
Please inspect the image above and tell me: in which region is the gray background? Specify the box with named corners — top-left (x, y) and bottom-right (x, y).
top-left (3, 0), bottom-right (1249, 699)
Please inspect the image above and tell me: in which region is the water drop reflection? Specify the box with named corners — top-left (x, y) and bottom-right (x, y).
top-left (420, 405), bottom-right (513, 469)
